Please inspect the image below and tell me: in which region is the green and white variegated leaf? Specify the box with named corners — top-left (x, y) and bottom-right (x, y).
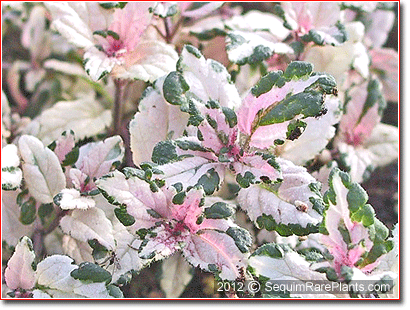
top-left (321, 168), bottom-right (394, 272)
top-left (62, 235), bottom-right (94, 263)
top-left (1, 190), bottom-right (36, 246)
top-left (149, 2), bottom-right (178, 18)
top-left (34, 255), bottom-right (120, 298)
top-left (237, 61), bottom-right (337, 150)
top-left (18, 135), bottom-right (66, 204)
top-left (96, 170), bottom-right (172, 231)
top-left (25, 93), bottom-right (111, 146)
top-left (1, 144), bottom-right (22, 191)
top-left (83, 46), bottom-right (119, 81)
top-left (173, 45), bottom-right (241, 109)
top-left (130, 77), bottom-right (189, 164)
top-left (279, 97), bottom-right (341, 165)
top-left (181, 219), bottom-right (250, 281)
top-left (226, 30), bottom-right (293, 65)
top-left (237, 158), bottom-right (324, 236)
top-left (4, 236), bottom-right (36, 290)
top-left (249, 243), bottom-right (332, 297)
top-left (301, 23), bottom-right (348, 47)
top-left (114, 41), bottom-right (178, 83)
top-left (59, 207), bottom-right (116, 250)
top-left (56, 189), bottom-right (96, 210)
top-left (154, 156), bottom-right (225, 195)
top-left (336, 142), bottom-right (373, 183)
top-left (160, 252), bottom-right (193, 298)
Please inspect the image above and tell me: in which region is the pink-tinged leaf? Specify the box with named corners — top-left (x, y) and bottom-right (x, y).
top-left (74, 136), bottom-right (124, 192)
top-left (109, 2), bottom-right (152, 52)
top-left (182, 224), bottom-right (248, 281)
top-left (364, 10), bottom-right (395, 49)
top-left (237, 73), bottom-right (324, 149)
top-left (5, 236), bottom-right (36, 290)
top-left (54, 131), bottom-right (76, 164)
top-left (338, 81), bottom-right (382, 147)
top-left (370, 48), bottom-right (398, 102)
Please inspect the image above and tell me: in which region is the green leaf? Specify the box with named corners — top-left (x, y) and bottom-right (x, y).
top-left (162, 71), bottom-right (190, 106)
top-left (152, 141), bottom-right (178, 165)
top-left (114, 207), bottom-right (135, 226)
top-left (204, 202), bottom-right (234, 219)
top-left (172, 191), bottom-right (186, 205)
top-left (282, 61), bottom-right (313, 80)
top-left (221, 107), bottom-right (237, 128)
top-left (359, 78), bottom-right (386, 122)
top-left (70, 262), bottom-right (112, 284)
top-left (107, 284), bottom-right (124, 298)
top-left (62, 147), bottom-right (79, 166)
top-left (346, 183), bottom-right (368, 212)
top-left (226, 227), bottom-right (252, 253)
top-left (286, 119), bottom-right (307, 141)
top-left (258, 90), bottom-right (325, 126)
top-left (20, 197), bottom-right (37, 225)
top-left (250, 243), bottom-right (286, 259)
top-left (251, 71), bottom-right (283, 97)
top-left (88, 239), bottom-right (109, 260)
top-left (256, 214), bottom-right (319, 236)
top-left (236, 171), bottom-right (256, 188)
top-left (38, 203), bottom-right (55, 225)
top-left (196, 168), bottom-right (220, 195)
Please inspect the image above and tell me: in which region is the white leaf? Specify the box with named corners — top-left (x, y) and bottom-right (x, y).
top-left (130, 78), bottom-right (189, 164)
top-left (1, 144), bottom-right (22, 191)
top-left (226, 30), bottom-right (293, 65)
top-left (1, 190), bottom-right (36, 246)
top-left (18, 135), bottom-right (66, 204)
top-left (59, 207), bottom-right (115, 250)
top-left (237, 158), bottom-right (322, 232)
top-left (53, 130), bottom-right (76, 164)
top-left (279, 97), bottom-right (341, 165)
top-left (113, 41), bottom-right (178, 83)
top-left (35, 255), bottom-right (111, 298)
top-left (364, 123), bottom-right (398, 167)
top-left (160, 252), bottom-right (193, 298)
top-left (62, 235), bottom-right (94, 263)
top-left (43, 59), bottom-right (87, 77)
top-left (179, 46), bottom-right (241, 109)
top-left (249, 243), bottom-right (332, 297)
top-left (4, 236), bottom-right (36, 290)
top-left (57, 188), bottom-right (96, 210)
top-left (336, 142), bottom-right (373, 183)
top-left (44, 2), bottom-right (114, 49)
top-left (31, 93), bottom-right (112, 146)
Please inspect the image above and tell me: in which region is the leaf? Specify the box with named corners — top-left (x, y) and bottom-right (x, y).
top-left (249, 243), bottom-right (331, 297)
top-left (129, 77), bottom-right (189, 164)
top-left (4, 236), bottom-right (36, 290)
top-left (44, 2), bottom-right (114, 49)
top-left (160, 253), bottom-right (194, 298)
top-left (237, 64), bottom-right (337, 149)
top-left (182, 221), bottom-right (249, 281)
top-left (1, 190), bottom-right (36, 246)
top-left (28, 93), bottom-right (112, 146)
top-left (54, 188), bottom-right (96, 210)
top-left (237, 158), bottom-right (323, 236)
top-left (176, 45), bottom-right (241, 110)
top-left (59, 207), bottom-right (116, 250)
top-left (74, 136), bottom-right (124, 190)
top-left (321, 168), bottom-right (393, 273)
top-left (70, 262), bottom-right (112, 284)
top-left (113, 40), bottom-right (178, 83)
top-left (18, 135), bottom-right (66, 204)
top-left (364, 123), bottom-right (398, 167)
top-left (226, 31), bottom-right (293, 65)
top-left (301, 22), bottom-right (348, 46)
top-left (1, 144), bottom-right (22, 191)
top-left (53, 130), bottom-right (76, 165)
top-left (35, 255), bottom-right (115, 298)
top-left (204, 201), bottom-right (234, 219)
top-left (83, 46), bottom-right (117, 81)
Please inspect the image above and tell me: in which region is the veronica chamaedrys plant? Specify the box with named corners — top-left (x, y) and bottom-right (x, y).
top-left (96, 167), bottom-right (251, 280)
top-left (45, 2), bottom-right (178, 82)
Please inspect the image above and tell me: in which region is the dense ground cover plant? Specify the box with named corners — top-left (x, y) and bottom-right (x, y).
top-left (1, 2), bottom-right (398, 299)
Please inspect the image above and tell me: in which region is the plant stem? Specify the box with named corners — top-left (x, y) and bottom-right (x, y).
top-left (163, 17), bottom-right (173, 44)
top-left (113, 79), bottom-right (124, 136)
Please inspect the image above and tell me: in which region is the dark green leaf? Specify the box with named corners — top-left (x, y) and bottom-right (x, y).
top-left (70, 262), bottom-right (112, 284)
